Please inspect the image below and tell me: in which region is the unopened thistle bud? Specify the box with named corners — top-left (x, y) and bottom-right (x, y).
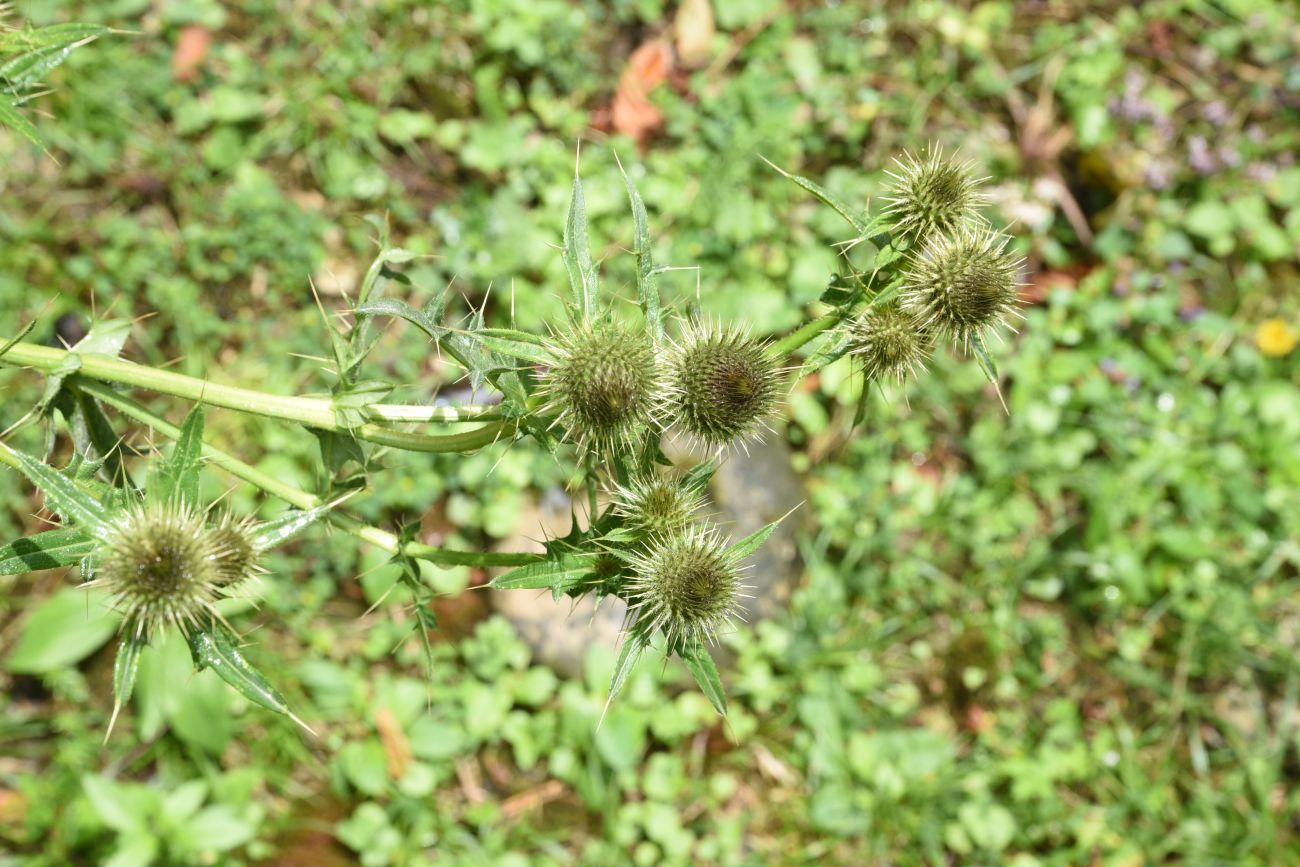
top-left (884, 147), bottom-right (986, 241)
top-left (626, 525), bottom-right (745, 647)
top-left (91, 502), bottom-right (236, 639)
top-left (542, 321), bottom-right (664, 452)
top-left (668, 321), bottom-right (781, 450)
top-left (207, 512), bottom-right (263, 589)
top-left (899, 226), bottom-right (1023, 345)
top-left (847, 303), bottom-right (932, 383)
top-left (612, 475), bottom-right (705, 536)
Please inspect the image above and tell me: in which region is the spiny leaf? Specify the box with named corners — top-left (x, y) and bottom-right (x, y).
top-left (679, 459), bottom-right (718, 496)
top-left (472, 328), bottom-right (556, 366)
top-left (249, 500), bottom-right (337, 552)
top-left (563, 171), bottom-right (599, 322)
top-left (0, 23), bottom-right (109, 55)
top-left (0, 91), bottom-right (42, 147)
top-left (617, 155), bottom-right (664, 343)
top-left (762, 156), bottom-right (869, 236)
top-left (489, 552), bottom-right (598, 592)
top-left (187, 623), bottom-right (313, 734)
top-left (0, 526), bottom-right (94, 575)
top-left (152, 404), bottom-right (204, 507)
top-left (106, 635), bottom-right (146, 741)
top-left (678, 638), bottom-right (727, 716)
top-left (603, 630), bottom-right (648, 718)
top-left (0, 443), bottom-right (113, 538)
top-left (728, 518), bottom-right (784, 561)
top-left (971, 332), bottom-right (1008, 413)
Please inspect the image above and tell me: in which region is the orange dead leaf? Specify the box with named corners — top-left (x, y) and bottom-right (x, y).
top-left (612, 40), bottom-right (674, 144)
top-left (374, 707), bottom-right (412, 781)
top-left (172, 26), bottom-right (212, 83)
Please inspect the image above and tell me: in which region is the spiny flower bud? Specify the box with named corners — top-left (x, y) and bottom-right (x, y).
top-left (542, 321), bottom-right (663, 452)
top-left (847, 303), bottom-right (932, 383)
top-left (899, 226), bottom-right (1024, 345)
top-left (883, 147), bottom-right (986, 241)
top-left (612, 474), bottom-right (705, 536)
top-left (668, 321), bottom-right (781, 451)
top-left (92, 502), bottom-right (228, 639)
top-left (207, 512), bottom-right (263, 589)
top-left (626, 524), bottom-right (745, 647)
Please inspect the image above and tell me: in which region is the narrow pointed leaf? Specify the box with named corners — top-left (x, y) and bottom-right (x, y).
top-left (563, 173), bottom-right (599, 321)
top-left (187, 623), bottom-right (312, 732)
top-left (472, 328), bottom-right (556, 366)
top-left (1, 444), bottom-right (112, 537)
top-left (0, 92), bottom-right (42, 147)
top-left (106, 634), bottom-right (146, 738)
top-left (679, 459), bottom-right (718, 496)
top-left (679, 639), bottom-right (727, 716)
top-left (728, 519), bottom-right (783, 561)
top-left (249, 501), bottom-right (336, 552)
top-left (0, 527), bottom-right (94, 575)
top-left (763, 157), bottom-right (869, 236)
top-left (971, 332), bottom-right (1000, 385)
top-left (606, 631), bottom-right (648, 709)
top-left (0, 23), bottom-right (109, 54)
top-left (489, 552), bottom-right (597, 591)
top-left (153, 404), bottom-right (205, 506)
top-left (619, 161), bottom-right (663, 343)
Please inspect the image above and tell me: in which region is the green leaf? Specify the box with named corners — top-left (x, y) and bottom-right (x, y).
top-left (563, 172), bottom-right (599, 321)
top-left (5, 588), bottom-right (119, 674)
top-left (80, 774), bottom-right (144, 834)
top-left (0, 443), bottom-right (113, 538)
top-left (153, 404), bottom-right (204, 506)
top-left (728, 519), bottom-right (783, 561)
top-left (678, 639), bottom-right (727, 716)
top-left (0, 23), bottom-right (110, 55)
top-left (393, 550), bottom-right (438, 682)
top-left (40, 319), bottom-right (131, 414)
top-left (490, 552), bottom-right (597, 592)
top-left (107, 634), bottom-right (146, 739)
top-left (249, 501), bottom-right (335, 552)
top-left (0, 526), bottom-right (94, 575)
top-left (618, 157), bottom-right (663, 343)
top-left (472, 328), bottom-right (556, 365)
top-left (354, 297), bottom-right (447, 343)
top-left (678, 459), bottom-right (718, 496)
top-left (186, 622), bottom-right (312, 732)
top-left (762, 157), bottom-right (869, 236)
top-left (971, 332), bottom-right (1000, 385)
top-left (0, 91), bottom-right (42, 147)
top-left (605, 631), bottom-right (647, 711)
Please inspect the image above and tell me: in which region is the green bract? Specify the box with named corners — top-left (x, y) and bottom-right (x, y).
top-left (625, 525), bottom-right (745, 647)
top-left (883, 147), bottom-right (987, 241)
top-left (848, 303), bottom-right (933, 383)
top-left (900, 226), bottom-right (1024, 345)
top-left (542, 321), bottom-right (664, 452)
top-left (668, 321), bottom-right (782, 451)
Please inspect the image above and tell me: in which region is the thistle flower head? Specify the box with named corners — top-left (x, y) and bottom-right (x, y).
top-left (541, 320), bottom-right (664, 452)
top-left (611, 474), bottom-right (705, 536)
top-left (883, 147), bottom-right (986, 240)
top-left (899, 225), bottom-right (1024, 345)
top-left (92, 502), bottom-right (235, 639)
top-left (207, 512), bottom-right (263, 589)
top-left (668, 320), bottom-right (782, 451)
top-left (847, 303), bottom-right (932, 383)
top-left (625, 524), bottom-right (745, 647)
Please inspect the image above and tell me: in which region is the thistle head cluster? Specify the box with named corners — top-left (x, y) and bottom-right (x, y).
top-left (847, 303), bottom-right (932, 383)
top-left (91, 501), bottom-right (261, 639)
top-left (883, 147), bottom-right (987, 241)
top-left (667, 321), bottom-right (782, 451)
top-left (611, 474), bottom-right (705, 536)
top-left (541, 321), bottom-right (665, 452)
top-left (899, 226), bottom-right (1024, 345)
top-left (625, 524), bottom-right (745, 647)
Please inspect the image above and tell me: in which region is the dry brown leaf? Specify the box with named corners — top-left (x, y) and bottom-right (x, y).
top-left (612, 40), bottom-right (674, 144)
top-left (374, 706), bottom-right (413, 781)
top-left (171, 25), bottom-right (212, 83)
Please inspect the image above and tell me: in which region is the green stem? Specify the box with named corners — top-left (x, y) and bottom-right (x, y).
top-left (74, 379), bottom-right (540, 568)
top-left (772, 312), bottom-right (842, 358)
top-left (0, 341), bottom-right (514, 452)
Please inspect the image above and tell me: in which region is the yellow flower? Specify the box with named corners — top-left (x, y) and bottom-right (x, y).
top-left (1256, 318), bottom-right (1298, 357)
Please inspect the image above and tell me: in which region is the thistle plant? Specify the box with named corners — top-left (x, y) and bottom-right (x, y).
top-left (0, 140), bottom-right (1028, 733)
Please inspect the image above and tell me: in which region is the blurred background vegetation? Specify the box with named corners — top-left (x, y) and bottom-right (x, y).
top-left (2, 0), bottom-right (1299, 864)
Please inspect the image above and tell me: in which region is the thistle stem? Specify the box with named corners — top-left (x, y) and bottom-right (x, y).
top-left (72, 379), bottom-right (541, 568)
top-left (771, 312), bottom-right (842, 358)
top-left (0, 340), bottom-right (514, 452)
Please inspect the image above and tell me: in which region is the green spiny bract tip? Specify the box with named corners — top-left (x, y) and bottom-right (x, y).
top-left (899, 225), bottom-right (1024, 345)
top-left (541, 321), bottom-right (665, 453)
top-left (625, 524), bottom-right (744, 647)
top-left (847, 303), bottom-right (933, 383)
top-left (668, 321), bottom-right (781, 451)
top-left (612, 474), bottom-right (705, 536)
top-left (883, 147), bottom-right (987, 241)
